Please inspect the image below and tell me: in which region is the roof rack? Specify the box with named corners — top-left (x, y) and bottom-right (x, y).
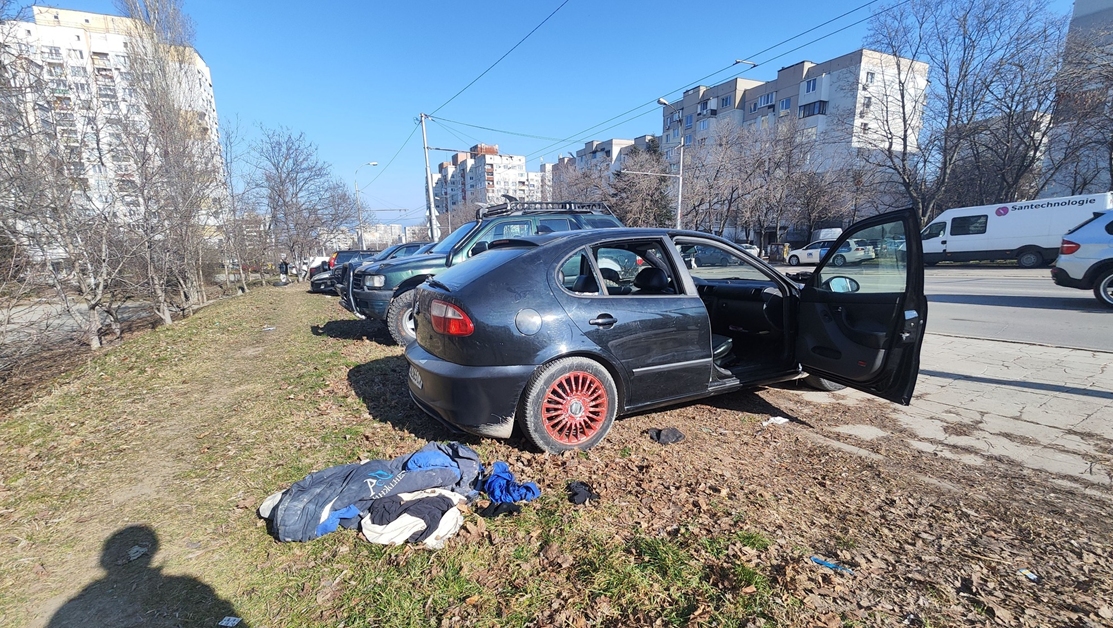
top-left (476, 201), bottom-right (614, 219)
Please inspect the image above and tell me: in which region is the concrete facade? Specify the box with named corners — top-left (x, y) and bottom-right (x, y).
top-left (659, 49), bottom-right (928, 168)
top-left (432, 144), bottom-right (549, 215)
top-left (1, 6), bottom-right (221, 225)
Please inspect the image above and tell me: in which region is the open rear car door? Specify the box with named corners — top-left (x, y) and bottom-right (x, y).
top-left (795, 208), bottom-right (926, 404)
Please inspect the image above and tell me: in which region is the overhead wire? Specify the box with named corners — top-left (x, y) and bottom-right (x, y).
top-left (429, 0), bottom-right (571, 115)
top-left (515, 0), bottom-right (895, 159)
top-left (365, 120), bottom-right (421, 186)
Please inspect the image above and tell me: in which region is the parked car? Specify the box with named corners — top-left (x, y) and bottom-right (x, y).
top-left (1051, 210), bottom-right (1113, 308)
top-left (738, 243), bottom-right (761, 258)
top-left (405, 209), bottom-right (926, 453)
top-left (310, 249), bottom-right (380, 293)
top-left (787, 239), bottom-right (875, 266)
top-left (343, 201), bottom-right (623, 346)
top-left (305, 256), bottom-right (331, 279)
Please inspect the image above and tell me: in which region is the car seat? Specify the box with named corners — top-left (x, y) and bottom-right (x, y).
top-left (633, 267), bottom-right (671, 294)
top-left (571, 274), bottom-right (599, 294)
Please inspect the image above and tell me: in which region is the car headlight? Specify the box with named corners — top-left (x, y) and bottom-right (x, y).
top-left (365, 275), bottom-right (386, 288)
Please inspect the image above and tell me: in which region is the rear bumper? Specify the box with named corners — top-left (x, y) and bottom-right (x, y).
top-left (1051, 266), bottom-right (1088, 289)
top-left (404, 343), bottom-right (535, 440)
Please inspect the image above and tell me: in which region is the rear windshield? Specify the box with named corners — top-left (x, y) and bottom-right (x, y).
top-left (334, 251), bottom-right (359, 264)
top-left (434, 247), bottom-right (532, 291)
top-left (1066, 211), bottom-right (1109, 235)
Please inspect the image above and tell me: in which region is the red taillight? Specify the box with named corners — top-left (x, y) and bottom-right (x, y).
top-left (430, 299), bottom-right (474, 336)
top-left (1060, 240), bottom-right (1081, 255)
top-left (635, 257), bottom-right (644, 265)
top-left (328, 252), bottom-right (338, 268)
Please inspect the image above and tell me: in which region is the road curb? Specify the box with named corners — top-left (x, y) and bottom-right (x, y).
top-left (926, 331), bottom-right (1113, 355)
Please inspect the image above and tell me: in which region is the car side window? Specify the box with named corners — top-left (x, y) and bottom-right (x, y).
top-left (951, 215), bottom-right (987, 236)
top-left (679, 242), bottom-right (772, 281)
top-left (469, 220), bottom-right (533, 257)
top-left (805, 242), bottom-right (823, 250)
top-left (590, 241), bottom-right (679, 296)
top-left (922, 222), bottom-right (945, 240)
top-left (815, 221), bottom-right (907, 294)
top-left (538, 218), bottom-right (572, 233)
top-left (557, 251), bottom-right (600, 295)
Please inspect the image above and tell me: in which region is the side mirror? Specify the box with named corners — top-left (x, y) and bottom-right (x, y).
top-left (823, 276), bottom-right (860, 293)
top-left (470, 241), bottom-right (489, 256)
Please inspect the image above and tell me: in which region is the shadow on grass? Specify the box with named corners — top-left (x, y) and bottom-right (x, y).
top-left (311, 319), bottom-right (390, 343)
top-left (346, 354), bottom-right (484, 446)
top-left (47, 525), bottom-right (246, 627)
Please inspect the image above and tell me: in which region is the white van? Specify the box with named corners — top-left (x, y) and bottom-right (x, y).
top-left (920, 193), bottom-right (1113, 267)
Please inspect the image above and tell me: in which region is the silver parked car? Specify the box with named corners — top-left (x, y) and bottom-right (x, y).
top-left (1051, 210), bottom-right (1113, 308)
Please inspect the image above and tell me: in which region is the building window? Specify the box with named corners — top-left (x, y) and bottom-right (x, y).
top-left (684, 114), bottom-right (693, 128)
top-left (863, 96), bottom-right (872, 109)
top-left (779, 98), bottom-right (791, 112)
top-left (805, 78), bottom-right (817, 93)
top-left (698, 119), bottom-right (709, 131)
top-left (683, 134), bottom-right (692, 145)
top-left (860, 122), bottom-right (870, 132)
top-left (798, 100), bottom-right (828, 118)
top-left (757, 92), bottom-right (775, 107)
top-left (672, 129), bottom-right (678, 139)
top-left (749, 102), bottom-right (758, 113)
top-left (720, 95), bottom-right (732, 108)
top-left (698, 100), bottom-right (709, 113)
top-left (866, 71), bottom-right (875, 83)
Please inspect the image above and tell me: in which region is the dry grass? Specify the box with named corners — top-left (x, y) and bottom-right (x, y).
top-left (1, 287), bottom-right (1110, 627)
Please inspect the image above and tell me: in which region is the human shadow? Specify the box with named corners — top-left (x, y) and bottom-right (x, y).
top-left (47, 525), bottom-right (247, 628)
top-left (346, 354), bottom-right (483, 446)
top-left (310, 319), bottom-right (388, 342)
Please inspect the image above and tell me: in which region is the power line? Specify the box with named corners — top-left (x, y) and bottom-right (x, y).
top-left (430, 116), bottom-right (567, 142)
top-left (526, 0), bottom-right (903, 159)
top-left (428, 117), bottom-right (480, 148)
top-left (429, 0), bottom-right (571, 115)
top-left (366, 121), bottom-right (421, 186)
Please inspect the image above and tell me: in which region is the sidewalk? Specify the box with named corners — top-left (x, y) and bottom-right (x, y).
top-left (807, 334), bottom-right (1113, 490)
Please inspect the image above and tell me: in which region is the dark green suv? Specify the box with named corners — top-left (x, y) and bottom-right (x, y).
top-left (341, 201), bottom-right (622, 345)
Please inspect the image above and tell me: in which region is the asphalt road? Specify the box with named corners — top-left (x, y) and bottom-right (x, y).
top-left (923, 265), bottom-right (1112, 352)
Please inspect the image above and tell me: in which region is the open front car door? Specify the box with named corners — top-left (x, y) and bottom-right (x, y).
top-left (795, 208), bottom-right (926, 404)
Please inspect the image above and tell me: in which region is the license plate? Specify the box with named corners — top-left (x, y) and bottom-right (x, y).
top-left (408, 366), bottom-right (423, 389)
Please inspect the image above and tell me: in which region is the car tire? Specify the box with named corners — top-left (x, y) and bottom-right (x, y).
top-left (803, 375), bottom-right (846, 392)
top-left (788, 255), bottom-right (800, 266)
top-left (1094, 269), bottom-right (1113, 309)
top-left (832, 254), bottom-right (846, 267)
top-left (386, 289), bottom-right (418, 346)
top-left (519, 357), bottom-right (617, 453)
top-left (1017, 249), bottom-right (1043, 269)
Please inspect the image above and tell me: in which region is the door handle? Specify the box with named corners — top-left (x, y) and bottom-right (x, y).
top-left (589, 315), bottom-right (617, 327)
top-left (940, 240), bottom-right (947, 245)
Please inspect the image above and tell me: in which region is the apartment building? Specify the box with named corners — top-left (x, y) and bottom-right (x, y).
top-left (432, 144), bottom-right (549, 215)
top-left (574, 135), bottom-right (656, 172)
top-left (1, 6), bottom-right (221, 221)
top-left (659, 49), bottom-right (927, 167)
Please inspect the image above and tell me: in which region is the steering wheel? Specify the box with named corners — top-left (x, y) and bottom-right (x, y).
top-left (761, 286), bottom-right (785, 332)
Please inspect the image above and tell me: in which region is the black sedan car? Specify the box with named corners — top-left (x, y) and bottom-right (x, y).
top-left (405, 209), bottom-right (926, 453)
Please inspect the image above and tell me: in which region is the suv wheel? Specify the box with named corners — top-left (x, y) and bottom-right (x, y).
top-left (1095, 269), bottom-right (1113, 309)
top-left (387, 289), bottom-right (418, 346)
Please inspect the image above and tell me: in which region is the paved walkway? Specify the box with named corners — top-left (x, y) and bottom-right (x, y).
top-left (809, 334), bottom-right (1113, 490)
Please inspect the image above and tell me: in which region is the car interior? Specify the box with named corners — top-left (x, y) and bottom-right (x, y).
top-left (558, 238), bottom-right (792, 382)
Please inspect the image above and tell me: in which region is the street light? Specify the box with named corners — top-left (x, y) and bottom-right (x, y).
top-left (354, 161), bottom-right (378, 249)
top-left (656, 97), bottom-right (686, 229)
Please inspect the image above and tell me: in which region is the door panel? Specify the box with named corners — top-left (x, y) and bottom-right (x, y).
top-left (550, 242), bottom-right (713, 409)
top-left (796, 209), bottom-right (926, 404)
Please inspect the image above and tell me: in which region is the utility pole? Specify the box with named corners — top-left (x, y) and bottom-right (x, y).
top-left (419, 114), bottom-right (442, 241)
top-left (676, 143), bottom-right (684, 230)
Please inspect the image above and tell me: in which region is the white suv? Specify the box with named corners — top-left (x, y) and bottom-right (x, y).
top-left (1052, 210), bottom-right (1113, 308)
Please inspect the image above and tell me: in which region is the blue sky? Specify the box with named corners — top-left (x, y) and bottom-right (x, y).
top-left (40, 0), bottom-right (1076, 226)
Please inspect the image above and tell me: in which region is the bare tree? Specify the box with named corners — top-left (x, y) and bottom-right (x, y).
top-left (254, 127), bottom-right (357, 272)
top-left (862, 0), bottom-right (1067, 221)
top-left (608, 141), bottom-right (672, 227)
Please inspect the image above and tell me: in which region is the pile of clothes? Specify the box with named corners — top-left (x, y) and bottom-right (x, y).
top-left (257, 442), bottom-right (538, 549)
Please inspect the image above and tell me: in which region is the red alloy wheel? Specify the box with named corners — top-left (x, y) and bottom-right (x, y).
top-left (541, 371), bottom-right (609, 445)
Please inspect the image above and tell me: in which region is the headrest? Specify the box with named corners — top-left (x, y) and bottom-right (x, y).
top-left (572, 274), bottom-right (599, 293)
top-left (600, 268), bottom-right (621, 283)
top-left (633, 267), bottom-right (668, 292)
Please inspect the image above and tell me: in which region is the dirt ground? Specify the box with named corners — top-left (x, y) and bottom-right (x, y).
top-left (1, 287), bottom-right (1111, 627)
